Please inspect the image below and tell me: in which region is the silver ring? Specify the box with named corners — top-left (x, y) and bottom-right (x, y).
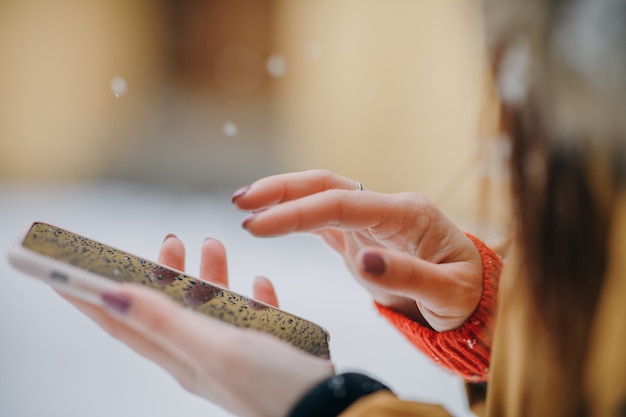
top-left (356, 181), bottom-right (365, 191)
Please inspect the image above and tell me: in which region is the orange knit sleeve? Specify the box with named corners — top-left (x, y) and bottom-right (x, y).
top-left (375, 233), bottom-right (502, 382)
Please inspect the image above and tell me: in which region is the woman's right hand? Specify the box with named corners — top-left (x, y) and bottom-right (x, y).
top-left (232, 169), bottom-right (484, 332)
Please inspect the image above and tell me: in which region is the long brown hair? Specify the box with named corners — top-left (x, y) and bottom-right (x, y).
top-left (484, 0), bottom-right (626, 414)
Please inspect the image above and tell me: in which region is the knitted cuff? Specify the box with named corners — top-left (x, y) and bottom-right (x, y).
top-left (287, 373), bottom-right (392, 417)
top-left (375, 233), bottom-right (502, 382)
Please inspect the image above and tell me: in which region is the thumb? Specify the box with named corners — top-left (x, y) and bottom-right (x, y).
top-left (356, 248), bottom-right (484, 331)
top-left (356, 248), bottom-right (467, 309)
top-left (357, 248), bottom-right (433, 298)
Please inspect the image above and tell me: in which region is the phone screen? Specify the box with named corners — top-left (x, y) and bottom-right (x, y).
top-left (19, 222), bottom-right (330, 358)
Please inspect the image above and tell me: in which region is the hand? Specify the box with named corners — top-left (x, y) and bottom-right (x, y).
top-left (61, 235), bottom-right (334, 417)
top-left (232, 169), bottom-right (483, 332)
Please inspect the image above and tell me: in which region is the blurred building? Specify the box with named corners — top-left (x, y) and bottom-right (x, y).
top-left (0, 0), bottom-right (507, 235)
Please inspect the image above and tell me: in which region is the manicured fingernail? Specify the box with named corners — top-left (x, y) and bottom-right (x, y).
top-left (163, 233), bottom-right (177, 243)
top-left (101, 292), bottom-right (132, 314)
top-left (231, 185), bottom-right (250, 203)
top-left (362, 252), bottom-right (386, 276)
top-left (242, 209), bottom-right (267, 229)
top-left (242, 213), bottom-right (257, 230)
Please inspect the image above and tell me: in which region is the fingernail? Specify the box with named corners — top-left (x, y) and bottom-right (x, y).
top-left (101, 292), bottom-right (132, 314)
top-left (362, 252), bottom-right (386, 276)
top-left (253, 275), bottom-right (269, 285)
top-left (163, 233), bottom-right (177, 243)
top-left (242, 208), bottom-right (267, 229)
top-left (242, 213), bottom-right (257, 230)
top-left (231, 185), bottom-right (250, 203)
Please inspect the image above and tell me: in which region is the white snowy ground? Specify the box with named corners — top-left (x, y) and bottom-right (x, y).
top-left (0, 182), bottom-right (473, 417)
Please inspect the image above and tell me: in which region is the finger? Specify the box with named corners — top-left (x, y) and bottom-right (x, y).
top-left (58, 291), bottom-right (194, 386)
top-left (252, 276), bottom-right (279, 308)
top-left (158, 234), bottom-right (186, 272)
top-left (199, 238), bottom-right (229, 288)
top-left (242, 189), bottom-right (407, 237)
top-left (356, 248), bottom-right (483, 330)
top-left (100, 284), bottom-right (237, 363)
top-left (232, 169), bottom-right (362, 211)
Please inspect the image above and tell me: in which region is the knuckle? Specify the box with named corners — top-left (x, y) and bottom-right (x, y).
top-left (313, 169), bottom-right (336, 186)
top-left (177, 378), bottom-right (197, 395)
top-left (178, 367), bottom-right (207, 396)
top-left (400, 192), bottom-right (432, 210)
top-left (101, 321), bottom-right (122, 340)
top-left (311, 168), bottom-right (333, 178)
top-left (141, 307), bottom-right (173, 334)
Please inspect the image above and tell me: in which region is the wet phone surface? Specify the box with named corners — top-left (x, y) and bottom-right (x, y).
top-left (19, 222), bottom-right (330, 359)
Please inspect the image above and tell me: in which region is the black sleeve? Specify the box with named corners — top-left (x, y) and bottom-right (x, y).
top-left (287, 372), bottom-right (392, 417)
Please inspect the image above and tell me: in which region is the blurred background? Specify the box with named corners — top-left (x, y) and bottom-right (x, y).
top-left (1, 1), bottom-right (508, 416)
top-left (0, 0), bottom-right (509, 229)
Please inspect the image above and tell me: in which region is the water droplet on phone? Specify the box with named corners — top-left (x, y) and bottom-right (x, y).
top-left (110, 76), bottom-right (128, 98)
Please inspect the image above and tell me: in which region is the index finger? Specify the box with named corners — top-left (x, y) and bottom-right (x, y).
top-left (102, 284), bottom-right (237, 362)
top-left (232, 169), bottom-right (362, 211)
top-left (242, 190), bottom-right (415, 238)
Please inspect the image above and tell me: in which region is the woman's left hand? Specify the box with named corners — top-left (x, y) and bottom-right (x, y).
top-left (60, 235), bottom-right (335, 417)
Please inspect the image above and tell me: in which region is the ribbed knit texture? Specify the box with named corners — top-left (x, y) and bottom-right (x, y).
top-left (375, 233), bottom-right (501, 382)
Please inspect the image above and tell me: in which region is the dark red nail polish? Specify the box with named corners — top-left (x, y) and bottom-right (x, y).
top-left (101, 292), bottom-right (132, 314)
top-left (363, 252), bottom-right (386, 276)
top-left (242, 213), bottom-right (257, 230)
top-left (231, 185), bottom-right (251, 203)
top-left (163, 233), bottom-right (177, 243)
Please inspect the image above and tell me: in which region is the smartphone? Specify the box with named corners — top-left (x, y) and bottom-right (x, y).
top-left (8, 221), bottom-right (331, 359)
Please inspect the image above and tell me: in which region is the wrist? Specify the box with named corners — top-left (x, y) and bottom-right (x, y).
top-left (286, 373), bottom-right (392, 417)
top-left (375, 232), bottom-right (502, 381)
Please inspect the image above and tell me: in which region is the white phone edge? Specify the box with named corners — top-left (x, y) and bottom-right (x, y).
top-left (8, 220), bottom-right (124, 305)
top-left (7, 220), bottom-right (332, 340)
